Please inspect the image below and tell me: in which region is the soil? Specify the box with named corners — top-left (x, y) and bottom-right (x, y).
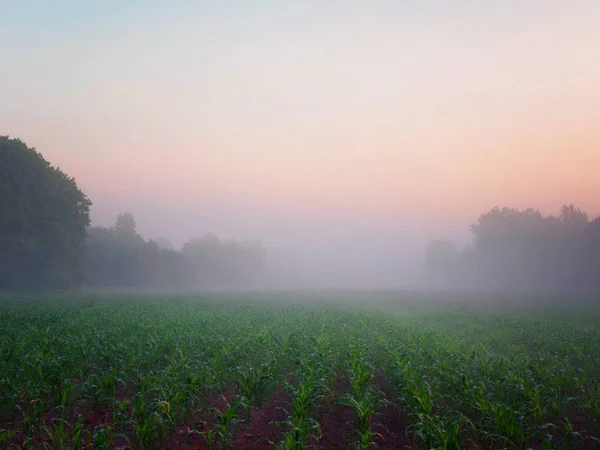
top-left (158, 376), bottom-right (419, 450)
top-left (3, 381), bottom-right (599, 449)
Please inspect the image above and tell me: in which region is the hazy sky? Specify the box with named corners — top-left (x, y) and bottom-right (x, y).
top-left (2, 0), bottom-right (600, 250)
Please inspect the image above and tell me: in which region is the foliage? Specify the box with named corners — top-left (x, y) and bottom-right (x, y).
top-left (0, 137), bottom-right (266, 291)
top-left (426, 204), bottom-right (600, 292)
top-left (83, 217), bottom-right (194, 288)
top-left (0, 136), bottom-right (91, 290)
top-left (83, 217), bottom-right (266, 289)
top-left (0, 292), bottom-right (599, 449)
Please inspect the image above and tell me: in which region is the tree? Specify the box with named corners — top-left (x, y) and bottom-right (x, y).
top-left (84, 214), bottom-right (153, 287)
top-left (558, 204), bottom-right (589, 234)
top-left (0, 137), bottom-right (92, 290)
top-left (425, 204), bottom-right (599, 293)
top-left (114, 212), bottom-right (137, 236)
top-left (83, 213), bottom-right (199, 288)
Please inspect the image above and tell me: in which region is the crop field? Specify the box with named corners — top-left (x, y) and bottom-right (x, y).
top-left (1, 291), bottom-right (600, 449)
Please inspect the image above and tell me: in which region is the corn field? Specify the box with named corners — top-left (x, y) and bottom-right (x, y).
top-left (1, 292), bottom-right (599, 449)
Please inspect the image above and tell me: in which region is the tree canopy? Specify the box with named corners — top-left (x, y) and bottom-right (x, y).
top-left (425, 204), bottom-right (600, 293)
top-left (2, 136), bottom-right (598, 294)
top-left (0, 137), bottom-right (267, 291)
top-left (83, 217), bottom-right (267, 289)
top-left (0, 137), bottom-right (92, 289)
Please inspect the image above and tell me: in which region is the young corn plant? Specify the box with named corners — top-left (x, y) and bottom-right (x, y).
top-left (236, 362), bottom-right (274, 422)
top-left (92, 425), bottom-right (129, 450)
top-left (278, 376), bottom-right (323, 449)
top-left (131, 393), bottom-right (160, 449)
top-left (558, 418), bottom-right (585, 449)
top-left (385, 345), bottom-right (466, 450)
top-left (199, 427), bottom-right (218, 450)
top-left (208, 395), bottom-right (244, 450)
top-left (17, 399), bottom-right (46, 436)
top-left (110, 398), bottom-right (132, 430)
top-left (341, 346), bottom-right (385, 449)
top-left (277, 347), bottom-right (331, 449)
top-left (41, 415), bottom-right (85, 450)
top-left (0, 428), bottom-right (17, 447)
top-left (491, 402), bottom-right (525, 447)
top-left (410, 414), bottom-right (464, 450)
top-left (51, 378), bottom-right (75, 421)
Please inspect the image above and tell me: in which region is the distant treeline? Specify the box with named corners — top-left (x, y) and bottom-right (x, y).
top-left (3, 135), bottom-right (600, 293)
top-left (425, 205), bottom-right (600, 293)
top-left (0, 136), bottom-right (266, 290)
top-left (85, 213), bottom-right (266, 289)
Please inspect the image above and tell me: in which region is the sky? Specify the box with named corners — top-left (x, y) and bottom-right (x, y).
top-left (2, 0), bottom-right (600, 265)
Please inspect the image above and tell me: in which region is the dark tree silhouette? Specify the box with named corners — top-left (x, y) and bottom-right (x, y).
top-left (83, 216), bottom-right (266, 289)
top-left (426, 204), bottom-right (600, 293)
top-left (0, 137), bottom-right (92, 290)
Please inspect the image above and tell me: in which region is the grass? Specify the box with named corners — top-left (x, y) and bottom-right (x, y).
top-left (0, 290), bottom-right (599, 449)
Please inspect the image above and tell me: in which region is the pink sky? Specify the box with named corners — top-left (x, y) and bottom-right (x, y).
top-left (2, 1), bottom-right (599, 243)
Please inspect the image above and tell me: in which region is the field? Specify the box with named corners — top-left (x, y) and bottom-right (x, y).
top-left (1, 291), bottom-right (600, 449)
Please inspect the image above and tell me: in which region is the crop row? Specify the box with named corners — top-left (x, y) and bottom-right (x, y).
top-left (1, 295), bottom-right (599, 449)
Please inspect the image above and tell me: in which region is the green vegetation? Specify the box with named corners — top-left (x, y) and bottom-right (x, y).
top-left (425, 204), bottom-right (600, 292)
top-left (0, 136), bottom-right (91, 290)
top-left (1, 137), bottom-right (266, 293)
top-left (1, 292), bottom-right (599, 449)
top-left (85, 217), bottom-right (266, 290)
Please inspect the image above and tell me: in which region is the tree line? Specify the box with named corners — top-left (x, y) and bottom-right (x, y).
top-left (3, 136), bottom-right (599, 293)
top-left (425, 205), bottom-right (600, 293)
top-left (1, 136), bottom-right (266, 290)
top-left (85, 212), bottom-right (266, 289)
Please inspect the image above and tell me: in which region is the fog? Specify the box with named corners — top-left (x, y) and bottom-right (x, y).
top-left (88, 196), bottom-right (475, 289)
top-left (82, 197), bottom-right (600, 293)
top-left (2, 1), bottom-right (600, 293)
